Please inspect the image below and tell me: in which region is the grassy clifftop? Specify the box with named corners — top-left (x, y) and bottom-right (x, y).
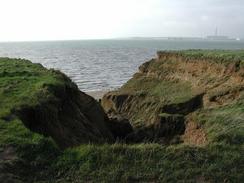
top-left (0, 58), bottom-right (60, 118)
top-left (0, 58), bottom-right (114, 182)
top-left (102, 50), bottom-right (244, 145)
top-left (1, 53), bottom-right (244, 182)
top-left (157, 50), bottom-right (244, 67)
top-left (0, 58), bottom-right (113, 148)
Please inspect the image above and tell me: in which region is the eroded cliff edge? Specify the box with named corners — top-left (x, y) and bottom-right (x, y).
top-left (1, 52), bottom-right (244, 182)
top-left (0, 58), bottom-right (114, 149)
top-left (102, 50), bottom-right (244, 144)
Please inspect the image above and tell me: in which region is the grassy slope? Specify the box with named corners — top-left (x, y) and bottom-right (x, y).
top-left (195, 100), bottom-right (244, 145)
top-left (0, 58), bottom-right (68, 182)
top-left (0, 57), bottom-right (67, 147)
top-left (120, 74), bottom-right (195, 104)
top-left (0, 55), bottom-right (244, 182)
top-left (115, 50), bottom-right (244, 143)
top-left (0, 58), bottom-right (73, 118)
top-left (118, 51), bottom-right (240, 105)
top-left (1, 122), bottom-right (243, 182)
top-left (114, 75), bottom-right (198, 126)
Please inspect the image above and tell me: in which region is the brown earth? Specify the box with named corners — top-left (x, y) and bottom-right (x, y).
top-left (101, 51), bottom-right (244, 145)
top-left (182, 118), bottom-right (207, 146)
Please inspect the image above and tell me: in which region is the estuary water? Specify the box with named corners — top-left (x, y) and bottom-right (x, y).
top-left (0, 40), bottom-right (244, 91)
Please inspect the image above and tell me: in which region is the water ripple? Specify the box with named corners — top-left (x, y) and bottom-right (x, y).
top-left (0, 40), bottom-right (244, 91)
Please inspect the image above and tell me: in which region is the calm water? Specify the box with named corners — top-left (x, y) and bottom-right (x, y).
top-left (0, 40), bottom-right (244, 91)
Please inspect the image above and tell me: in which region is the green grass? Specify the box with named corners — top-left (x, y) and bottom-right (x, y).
top-left (195, 101), bottom-right (244, 145)
top-left (1, 119), bottom-right (243, 182)
top-left (0, 58), bottom-right (75, 119)
top-left (0, 58), bottom-right (72, 181)
top-left (0, 55), bottom-right (244, 182)
top-left (157, 50), bottom-right (244, 67)
top-left (120, 74), bottom-right (196, 104)
top-left (1, 123), bottom-right (244, 182)
top-left (54, 143), bottom-right (243, 183)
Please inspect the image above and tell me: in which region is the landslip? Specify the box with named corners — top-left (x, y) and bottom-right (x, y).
top-left (102, 50), bottom-right (244, 145)
top-left (0, 51), bottom-right (243, 182)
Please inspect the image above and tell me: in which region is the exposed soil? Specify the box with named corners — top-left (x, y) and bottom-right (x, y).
top-left (101, 51), bottom-right (243, 145)
top-left (182, 119), bottom-right (207, 146)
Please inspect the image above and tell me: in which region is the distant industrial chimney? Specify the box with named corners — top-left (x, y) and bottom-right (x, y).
top-left (215, 27), bottom-right (218, 36)
top-left (206, 27), bottom-right (237, 41)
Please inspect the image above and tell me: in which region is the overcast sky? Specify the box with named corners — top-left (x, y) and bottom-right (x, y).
top-left (0, 0), bottom-right (243, 41)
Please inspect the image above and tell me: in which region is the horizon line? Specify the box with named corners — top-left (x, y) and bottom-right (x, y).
top-left (0, 36), bottom-right (242, 43)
